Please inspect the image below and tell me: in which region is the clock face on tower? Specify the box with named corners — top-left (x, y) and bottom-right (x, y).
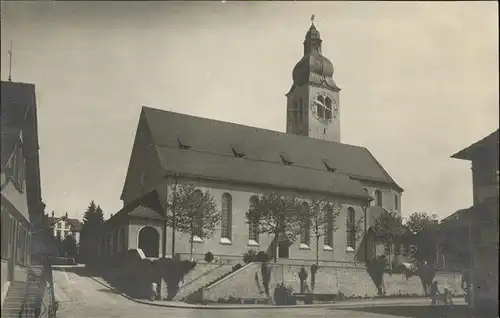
top-left (310, 92), bottom-right (338, 123)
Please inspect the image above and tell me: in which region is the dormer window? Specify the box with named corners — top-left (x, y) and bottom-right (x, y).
top-left (280, 153), bottom-right (293, 165)
top-left (323, 159), bottom-right (337, 172)
top-left (177, 137), bottom-right (191, 150)
top-left (230, 145), bottom-right (245, 158)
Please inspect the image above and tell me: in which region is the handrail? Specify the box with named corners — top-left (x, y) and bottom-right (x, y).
top-left (180, 260), bottom-right (233, 289)
top-left (204, 262), bottom-right (255, 290)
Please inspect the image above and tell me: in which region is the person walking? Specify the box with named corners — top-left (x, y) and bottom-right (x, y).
top-left (430, 281), bottom-right (440, 306)
top-left (150, 281), bottom-right (158, 301)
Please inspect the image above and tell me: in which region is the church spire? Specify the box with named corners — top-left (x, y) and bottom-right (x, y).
top-left (304, 14), bottom-right (322, 56)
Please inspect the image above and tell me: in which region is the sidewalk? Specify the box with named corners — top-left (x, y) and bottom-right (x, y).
top-left (90, 276), bottom-right (465, 310)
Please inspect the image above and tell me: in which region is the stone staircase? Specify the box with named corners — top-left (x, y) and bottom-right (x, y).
top-left (174, 262), bottom-right (239, 302)
top-left (0, 280), bottom-right (40, 318)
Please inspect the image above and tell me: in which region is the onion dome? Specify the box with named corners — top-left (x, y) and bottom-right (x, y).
top-left (288, 21), bottom-right (340, 93)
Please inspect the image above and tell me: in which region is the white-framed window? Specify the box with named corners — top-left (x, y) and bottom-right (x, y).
top-left (346, 207), bottom-right (356, 250)
top-left (300, 202), bottom-right (310, 248)
top-left (248, 196), bottom-right (259, 244)
top-left (1, 207), bottom-right (10, 259)
top-left (323, 205), bottom-right (334, 249)
top-left (220, 193), bottom-right (232, 242)
top-left (9, 218), bottom-right (16, 259)
top-left (375, 190), bottom-right (383, 207)
top-left (16, 225), bottom-right (24, 265)
top-left (26, 231), bottom-right (31, 266)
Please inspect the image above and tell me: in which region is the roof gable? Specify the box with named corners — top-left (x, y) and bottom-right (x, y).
top-left (452, 129), bottom-right (499, 160)
top-left (119, 112), bottom-right (164, 201)
top-left (108, 190), bottom-right (164, 225)
top-left (140, 106), bottom-right (401, 193)
top-left (1, 81), bottom-right (36, 168)
top-left (48, 216), bottom-right (83, 231)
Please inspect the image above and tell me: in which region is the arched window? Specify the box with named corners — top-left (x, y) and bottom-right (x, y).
top-left (138, 226), bottom-right (159, 258)
top-left (346, 207), bottom-right (356, 249)
top-left (193, 190), bottom-right (203, 238)
top-left (248, 195), bottom-right (260, 243)
top-left (221, 193), bottom-right (233, 241)
top-left (375, 190), bottom-right (382, 207)
top-left (317, 96), bottom-right (325, 119)
top-left (323, 205), bottom-right (334, 248)
top-left (300, 202), bottom-right (310, 246)
top-left (325, 97), bottom-right (332, 120)
top-left (394, 194), bottom-right (399, 211)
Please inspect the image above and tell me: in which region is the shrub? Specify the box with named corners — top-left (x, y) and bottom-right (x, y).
top-left (232, 264), bottom-right (242, 272)
top-left (273, 283), bottom-right (296, 306)
top-left (310, 264), bottom-right (319, 291)
top-left (255, 251), bottom-right (269, 262)
top-left (298, 266), bottom-right (308, 293)
top-left (366, 256), bottom-right (386, 296)
top-left (204, 252), bottom-right (214, 263)
top-left (243, 249), bottom-right (257, 263)
top-left (156, 258), bottom-right (197, 300)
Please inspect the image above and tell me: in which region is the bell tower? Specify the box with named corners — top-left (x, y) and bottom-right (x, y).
top-left (286, 17), bottom-right (341, 143)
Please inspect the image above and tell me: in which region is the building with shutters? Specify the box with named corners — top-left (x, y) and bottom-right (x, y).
top-left (1, 80), bottom-right (54, 310)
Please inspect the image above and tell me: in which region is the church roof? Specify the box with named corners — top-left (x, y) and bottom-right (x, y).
top-left (121, 106), bottom-right (402, 201)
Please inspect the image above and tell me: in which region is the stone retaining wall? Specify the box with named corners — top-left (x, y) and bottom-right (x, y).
top-left (203, 262), bottom-right (464, 302)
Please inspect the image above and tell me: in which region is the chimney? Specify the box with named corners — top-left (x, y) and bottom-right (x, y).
top-left (51, 211), bottom-right (54, 218)
top-left (65, 212), bottom-right (68, 218)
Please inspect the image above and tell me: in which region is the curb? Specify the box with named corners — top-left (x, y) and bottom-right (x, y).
top-left (87, 276), bottom-right (465, 310)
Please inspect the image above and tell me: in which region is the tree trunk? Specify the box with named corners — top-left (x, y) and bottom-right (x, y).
top-left (315, 235), bottom-right (320, 265)
top-left (171, 218), bottom-right (176, 258)
top-left (189, 232), bottom-right (194, 261)
top-left (389, 239), bottom-right (393, 272)
top-left (274, 234), bottom-right (278, 263)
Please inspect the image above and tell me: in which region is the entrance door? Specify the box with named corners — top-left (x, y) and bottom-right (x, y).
top-left (278, 242), bottom-right (289, 259)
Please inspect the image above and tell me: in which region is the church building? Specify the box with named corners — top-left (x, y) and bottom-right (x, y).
top-left (100, 22), bottom-right (403, 264)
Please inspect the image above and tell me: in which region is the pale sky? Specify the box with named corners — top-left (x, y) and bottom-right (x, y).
top-left (1, 1), bottom-right (498, 221)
